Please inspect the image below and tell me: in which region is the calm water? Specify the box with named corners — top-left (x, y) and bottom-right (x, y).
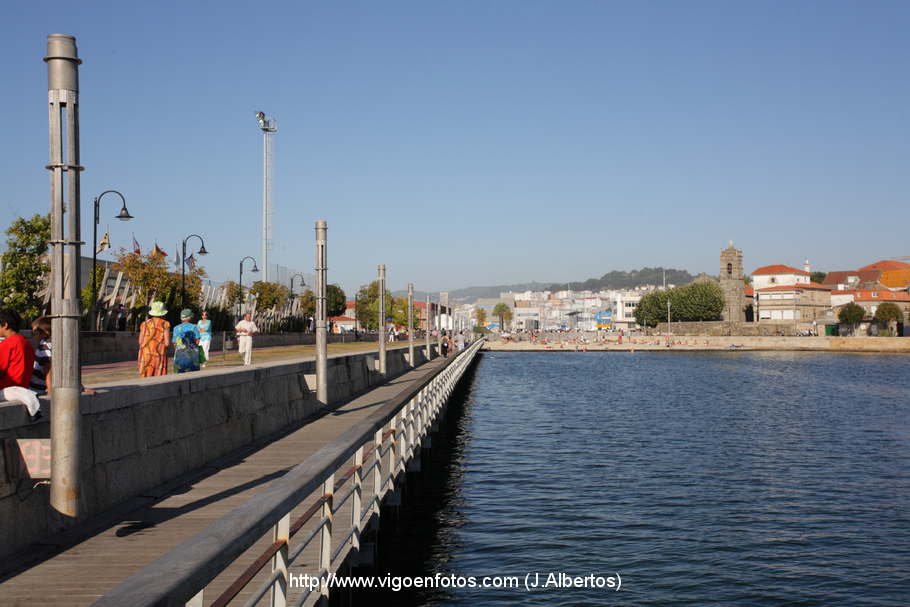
top-left (364, 352), bottom-right (910, 606)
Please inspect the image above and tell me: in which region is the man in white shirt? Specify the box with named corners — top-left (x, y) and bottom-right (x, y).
top-left (235, 312), bottom-right (259, 365)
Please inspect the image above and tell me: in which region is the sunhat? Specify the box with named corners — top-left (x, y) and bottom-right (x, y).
top-left (180, 308), bottom-right (194, 320)
top-left (149, 301), bottom-right (167, 317)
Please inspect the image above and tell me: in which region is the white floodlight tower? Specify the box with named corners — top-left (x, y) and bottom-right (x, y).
top-left (256, 111), bottom-right (277, 282)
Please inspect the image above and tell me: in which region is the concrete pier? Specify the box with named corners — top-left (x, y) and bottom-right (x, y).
top-left (0, 340), bottom-right (481, 606)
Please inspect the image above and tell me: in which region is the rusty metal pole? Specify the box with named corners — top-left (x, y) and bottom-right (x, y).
top-left (377, 265), bottom-right (387, 377)
top-left (407, 283), bottom-right (414, 367)
top-left (46, 33), bottom-right (83, 518)
top-left (315, 221), bottom-right (328, 405)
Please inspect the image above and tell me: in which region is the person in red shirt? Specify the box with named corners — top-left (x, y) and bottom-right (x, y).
top-left (0, 309), bottom-right (36, 390)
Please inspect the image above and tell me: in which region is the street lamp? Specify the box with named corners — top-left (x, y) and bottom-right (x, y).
top-left (181, 234), bottom-right (209, 307)
top-left (290, 273), bottom-right (306, 292)
top-left (239, 256), bottom-right (259, 318)
top-left (91, 190), bottom-right (133, 328)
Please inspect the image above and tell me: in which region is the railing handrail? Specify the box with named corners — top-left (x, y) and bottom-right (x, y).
top-left (93, 339), bottom-right (483, 607)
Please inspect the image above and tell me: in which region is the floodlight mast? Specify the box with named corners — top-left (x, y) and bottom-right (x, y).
top-left (256, 111), bottom-right (277, 282)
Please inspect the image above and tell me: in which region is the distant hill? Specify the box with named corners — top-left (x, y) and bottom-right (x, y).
top-left (546, 267), bottom-right (695, 293)
top-left (393, 268), bottom-right (696, 304)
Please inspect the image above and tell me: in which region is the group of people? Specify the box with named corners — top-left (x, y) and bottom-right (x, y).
top-left (437, 330), bottom-right (469, 358)
top-left (138, 302), bottom-right (259, 378)
top-left (0, 308), bottom-right (92, 421)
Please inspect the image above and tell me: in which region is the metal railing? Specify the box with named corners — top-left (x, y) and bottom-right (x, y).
top-left (93, 338), bottom-right (484, 607)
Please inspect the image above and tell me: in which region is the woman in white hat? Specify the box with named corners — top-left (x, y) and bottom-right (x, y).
top-left (138, 301), bottom-right (171, 377)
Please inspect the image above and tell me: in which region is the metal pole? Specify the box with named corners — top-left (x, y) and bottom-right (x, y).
top-left (238, 261), bottom-right (243, 318)
top-left (91, 197), bottom-right (98, 328)
top-left (181, 239), bottom-right (187, 307)
top-left (407, 282), bottom-right (414, 367)
top-left (46, 33), bottom-right (83, 518)
top-left (425, 292), bottom-right (432, 359)
top-left (378, 265), bottom-right (386, 376)
top-left (262, 129), bottom-right (269, 282)
top-left (315, 220), bottom-right (328, 404)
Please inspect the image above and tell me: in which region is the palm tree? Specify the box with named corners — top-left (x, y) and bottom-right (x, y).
top-left (492, 303), bottom-right (511, 331)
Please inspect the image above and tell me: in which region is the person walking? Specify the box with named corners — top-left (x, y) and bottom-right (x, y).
top-left (172, 309), bottom-right (202, 373)
top-left (440, 330), bottom-right (449, 358)
top-left (138, 301), bottom-right (170, 377)
top-left (196, 310), bottom-right (212, 368)
top-left (235, 312), bottom-right (259, 365)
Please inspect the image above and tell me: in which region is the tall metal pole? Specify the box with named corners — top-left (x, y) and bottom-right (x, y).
top-left (425, 292), bottom-right (433, 359)
top-left (46, 33), bottom-right (83, 518)
top-left (407, 283), bottom-right (414, 367)
top-left (315, 221), bottom-right (328, 404)
top-left (377, 265), bottom-right (387, 376)
top-left (262, 128), bottom-right (269, 282)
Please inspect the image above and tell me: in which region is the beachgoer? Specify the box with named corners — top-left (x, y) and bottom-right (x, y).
top-left (172, 309), bottom-right (202, 373)
top-left (0, 309), bottom-right (35, 390)
top-left (235, 312), bottom-right (259, 365)
top-left (138, 301), bottom-right (171, 377)
top-left (29, 315), bottom-right (96, 398)
top-left (197, 310), bottom-right (212, 368)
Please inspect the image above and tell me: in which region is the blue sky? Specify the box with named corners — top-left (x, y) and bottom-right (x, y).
top-left (2, 1), bottom-right (909, 296)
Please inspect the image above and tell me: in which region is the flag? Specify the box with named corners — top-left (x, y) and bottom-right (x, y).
top-left (186, 253), bottom-right (196, 270)
top-left (151, 243), bottom-right (168, 258)
top-left (175, 243), bottom-right (182, 269)
top-left (96, 229), bottom-right (110, 254)
top-left (132, 234), bottom-right (141, 255)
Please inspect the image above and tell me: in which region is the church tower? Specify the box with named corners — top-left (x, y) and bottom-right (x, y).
top-left (720, 241), bottom-right (745, 322)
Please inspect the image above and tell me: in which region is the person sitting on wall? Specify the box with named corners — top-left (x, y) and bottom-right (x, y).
top-left (0, 309), bottom-right (35, 390)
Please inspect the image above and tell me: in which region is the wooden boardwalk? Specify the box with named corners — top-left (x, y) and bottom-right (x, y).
top-left (0, 355), bottom-right (452, 607)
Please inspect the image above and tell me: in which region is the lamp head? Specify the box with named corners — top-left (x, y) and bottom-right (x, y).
top-left (256, 111), bottom-right (266, 128)
top-left (197, 244), bottom-right (209, 256)
top-left (115, 206), bottom-right (133, 221)
top-left (252, 264), bottom-right (260, 273)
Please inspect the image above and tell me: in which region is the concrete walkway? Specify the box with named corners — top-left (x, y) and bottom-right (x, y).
top-left (0, 354), bottom-right (450, 606)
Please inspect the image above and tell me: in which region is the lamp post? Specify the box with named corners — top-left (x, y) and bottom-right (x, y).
top-left (91, 190), bottom-right (132, 328)
top-left (180, 234), bottom-right (208, 307)
top-left (239, 256), bottom-right (259, 318)
top-left (290, 273), bottom-right (305, 293)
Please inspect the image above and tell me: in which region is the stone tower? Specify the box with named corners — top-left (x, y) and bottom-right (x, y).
top-left (720, 241), bottom-right (745, 322)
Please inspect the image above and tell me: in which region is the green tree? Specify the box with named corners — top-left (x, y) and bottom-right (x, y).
top-left (873, 302), bottom-right (903, 335)
top-left (81, 265), bottom-right (106, 311)
top-left (326, 284), bottom-right (347, 317)
top-left (838, 302), bottom-right (866, 335)
top-left (222, 280), bottom-right (242, 310)
top-left (475, 307), bottom-right (487, 326)
top-left (810, 271), bottom-right (827, 284)
top-left (354, 281), bottom-right (392, 330)
top-left (0, 213), bottom-right (51, 321)
top-left (634, 290), bottom-right (669, 327)
top-left (298, 288), bottom-right (315, 319)
top-left (635, 282), bottom-right (724, 327)
top-left (250, 281), bottom-right (291, 310)
top-left (492, 303), bottom-right (512, 330)
top-left (391, 296), bottom-right (420, 329)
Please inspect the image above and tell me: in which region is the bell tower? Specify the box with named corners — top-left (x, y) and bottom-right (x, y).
top-left (720, 241), bottom-right (745, 322)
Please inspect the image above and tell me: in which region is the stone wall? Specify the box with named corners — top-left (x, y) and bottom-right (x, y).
top-left (0, 345), bottom-right (435, 560)
top-left (655, 321), bottom-right (810, 336)
top-left (77, 331), bottom-right (379, 365)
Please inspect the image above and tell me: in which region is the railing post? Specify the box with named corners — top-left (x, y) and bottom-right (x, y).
top-left (319, 474), bottom-right (334, 602)
top-left (351, 447), bottom-right (363, 554)
top-left (270, 513), bottom-right (290, 607)
top-left (373, 429), bottom-right (383, 506)
top-left (389, 416), bottom-right (398, 487)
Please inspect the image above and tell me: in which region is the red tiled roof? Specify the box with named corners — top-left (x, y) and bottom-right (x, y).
top-left (752, 264), bottom-right (810, 276)
top-left (756, 282), bottom-right (832, 292)
top-left (851, 290), bottom-right (910, 302)
top-left (744, 285), bottom-right (754, 297)
top-left (822, 270), bottom-right (882, 286)
top-left (345, 301), bottom-right (356, 308)
top-left (858, 260), bottom-right (910, 272)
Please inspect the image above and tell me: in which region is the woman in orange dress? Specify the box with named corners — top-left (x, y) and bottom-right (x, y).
top-left (138, 301), bottom-right (171, 377)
